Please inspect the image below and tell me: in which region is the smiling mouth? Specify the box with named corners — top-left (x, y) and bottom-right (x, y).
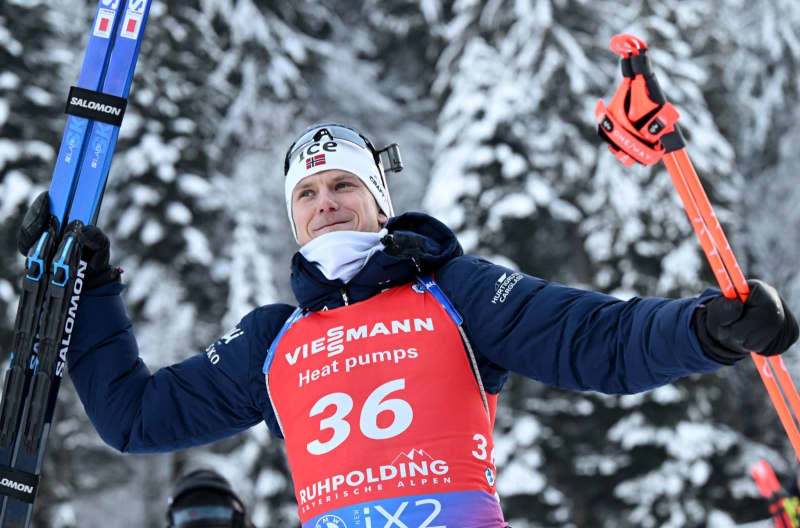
top-left (313, 220), bottom-right (351, 232)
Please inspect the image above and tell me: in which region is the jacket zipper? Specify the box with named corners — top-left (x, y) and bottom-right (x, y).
top-left (341, 287), bottom-right (349, 305)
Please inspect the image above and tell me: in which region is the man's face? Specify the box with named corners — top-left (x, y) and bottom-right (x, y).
top-left (291, 169), bottom-right (387, 245)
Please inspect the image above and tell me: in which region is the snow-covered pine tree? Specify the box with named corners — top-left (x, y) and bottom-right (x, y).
top-left (703, 0), bottom-right (800, 505)
top-left (0, 0), bottom-right (67, 348)
top-left (2, 0), bottom-right (798, 525)
top-left (423, 0), bottom-right (772, 525)
top-left (707, 0), bottom-right (800, 323)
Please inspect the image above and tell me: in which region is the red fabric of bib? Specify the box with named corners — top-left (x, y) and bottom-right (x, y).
top-left (266, 283), bottom-right (499, 524)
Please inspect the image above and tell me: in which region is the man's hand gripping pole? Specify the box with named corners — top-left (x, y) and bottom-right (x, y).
top-left (597, 33), bottom-right (800, 458)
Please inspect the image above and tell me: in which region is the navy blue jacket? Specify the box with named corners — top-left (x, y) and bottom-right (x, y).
top-left (69, 213), bottom-right (723, 453)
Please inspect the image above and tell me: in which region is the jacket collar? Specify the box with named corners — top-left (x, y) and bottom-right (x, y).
top-left (290, 212), bottom-right (463, 311)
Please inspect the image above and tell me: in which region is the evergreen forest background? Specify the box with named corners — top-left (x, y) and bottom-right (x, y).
top-left (2, 1), bottom-right (800, 526)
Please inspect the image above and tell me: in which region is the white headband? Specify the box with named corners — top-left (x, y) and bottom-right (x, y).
top-left (285, 139), bottom-right (391, 241)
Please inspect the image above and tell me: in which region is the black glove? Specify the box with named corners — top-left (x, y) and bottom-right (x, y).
top-left (17, 192), bottom-right (121, 290)
top-left (693, 279), bottom-right (799, 364)
top-left (75, 224), bottom-right (121, 290)
top-left (17, 191), bottom-right (54, 257)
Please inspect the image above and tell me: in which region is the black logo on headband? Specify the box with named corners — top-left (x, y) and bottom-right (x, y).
top-left (295, 141), bottom-right (338, 166)
top-left (367, 173), bottom-right (387, 199)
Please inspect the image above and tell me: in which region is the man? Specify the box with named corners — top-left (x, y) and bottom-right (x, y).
top-left (19, 123), bottom-right (798, 527)
top-left (167, 468), bottom-right (254, 528)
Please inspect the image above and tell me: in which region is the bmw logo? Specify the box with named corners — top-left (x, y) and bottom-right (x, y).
top-left (485, 467), bottom-right (495, 486)
top-left (314, 514), bottom-right (347, 528)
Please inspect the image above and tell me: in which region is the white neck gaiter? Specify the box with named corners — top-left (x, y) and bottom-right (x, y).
top-left (300, 229), bottom-right (387, 283)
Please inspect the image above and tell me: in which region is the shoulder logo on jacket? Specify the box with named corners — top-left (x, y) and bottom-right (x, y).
top-left (205, 344), bottom-right (220, 365)
top-left (492, 272), bottom-right (523, 304)
top-left (219, 326), bottom-right (244, 344)
top-left (204, 326), bottom-right (244, 365)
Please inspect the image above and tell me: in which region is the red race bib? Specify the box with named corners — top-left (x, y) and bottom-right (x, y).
top-left (265, 282), bottom-right (505, 527)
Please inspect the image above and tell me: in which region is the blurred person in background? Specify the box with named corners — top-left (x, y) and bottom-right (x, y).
top-left (167, 468), bottom-right (254, 528)
top-left (17, 122), bottom-right (798, 527)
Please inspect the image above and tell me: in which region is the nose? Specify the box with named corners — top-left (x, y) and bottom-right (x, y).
top-left (316, 188), bottom-right (339, 213)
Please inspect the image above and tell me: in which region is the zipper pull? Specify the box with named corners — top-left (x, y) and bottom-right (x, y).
top-left (341, 287), bottom-right (349, 305)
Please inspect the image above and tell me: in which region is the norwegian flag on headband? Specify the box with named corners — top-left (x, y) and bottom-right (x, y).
top-left (306, 154), bottom-right (326, 169)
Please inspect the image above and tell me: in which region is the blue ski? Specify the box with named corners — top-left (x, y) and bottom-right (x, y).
top-left (0, 0), bottom-right (152, 525)
top-left (0, 0), bottom-right (124, 480)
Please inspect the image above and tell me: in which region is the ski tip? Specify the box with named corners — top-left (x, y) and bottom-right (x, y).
top-left (610, 34), bottom-right (648, 57)
top-left (751, 459), bottom-right (784, 498)
top-left (750, 459), bottom-right (768, 479)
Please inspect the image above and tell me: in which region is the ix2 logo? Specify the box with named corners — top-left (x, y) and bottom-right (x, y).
top-left (361, 498), bottom-right (445, 528)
